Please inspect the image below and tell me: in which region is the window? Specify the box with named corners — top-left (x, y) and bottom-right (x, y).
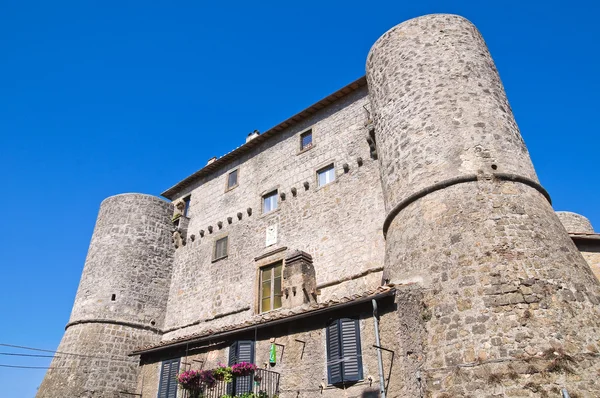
top-left (326, 318), bottom-right (363, 385)
top-left (183, 196), bottom-right (191, 217)
top-left (260, 262), bottom-right (283, 313)
top-left (300, 129), bottom-right (313, 150)
top-left (214, 236), bottom-right (228, 261)
top-left (318, 164), bottom-right (335, 187)
top-left (228, 341), bottom-right (255, 395)
top-left (158, 358), bottom-right (180, 398)
top-left (263, 191), bottom-right (278, 214)
top-left (227, 169), bottom-right (238, 190)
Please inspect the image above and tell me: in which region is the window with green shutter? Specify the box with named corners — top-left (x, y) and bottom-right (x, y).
top-left (158, 358), bottom-right (180, 398)
top-left (326, 318), bottom-right (363, 385)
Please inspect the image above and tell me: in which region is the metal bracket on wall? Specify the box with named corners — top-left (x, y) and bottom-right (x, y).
top-left (373, 344), bottom-right (395, 395)
top-left (294, 339), bottom-right (306, 360)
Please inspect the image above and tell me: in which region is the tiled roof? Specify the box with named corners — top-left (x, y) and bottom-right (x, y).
top-left (130, 284), bottom-right (396, 356)
top-left (569, 232), bottom-right (600, 241)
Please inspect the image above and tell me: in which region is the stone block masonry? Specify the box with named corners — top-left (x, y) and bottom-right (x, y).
top-left (37, 194), bottom-right (175, 397)
top-left (367, 14), bottom-right (600, 396)
top-left (38, 13), bottom-right (600, 398)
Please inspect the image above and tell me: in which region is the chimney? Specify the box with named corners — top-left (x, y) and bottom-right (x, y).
top-left (246, 130), bottom-right (260, 143)
top-left (206, 157), bottom-right (217, 165)
top-left (282, 250), bottom-right (317, 308)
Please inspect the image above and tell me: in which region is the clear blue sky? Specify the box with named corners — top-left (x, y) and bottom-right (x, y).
top-left (0, 1), bottom-right (598, 396)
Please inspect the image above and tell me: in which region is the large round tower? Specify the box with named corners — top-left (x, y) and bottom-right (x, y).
top-left (37, 194), bottom-right (175, 398)
top-left (367, 14), bottom-right (600, 396)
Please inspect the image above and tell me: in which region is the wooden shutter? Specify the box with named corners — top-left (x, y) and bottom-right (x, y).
top-left (327, 318), bottom-right (363, 384)
top-left (228, 341), bottom-right (255, 394)
top-left (326, 321), bottom-right (343, 384)
top-left (340, 318), bottom-right (363, 382)
top-left (158, 358), bottom-right (180, 398)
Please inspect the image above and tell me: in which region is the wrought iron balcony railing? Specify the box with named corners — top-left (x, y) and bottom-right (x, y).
top-left (180, 368), bottom-right (280, 398)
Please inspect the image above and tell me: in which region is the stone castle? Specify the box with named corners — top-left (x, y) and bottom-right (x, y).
top-left (37, 14), bottom-right (600, 398)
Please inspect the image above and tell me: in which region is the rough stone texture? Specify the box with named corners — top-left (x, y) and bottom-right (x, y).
top-left (139, 302), bottom-right (401, 398)
top-left (282, 250), bottom-right (317, 308)
top-left (366, 14), bottom-right (538, 214)
top-left (37, 194), bottom-right (175, 397)
top-left (556, 211), bottom-right (595, 233)
top-left (39, 13), bottom-right (600, 398)
top-left (161, 86), bottom-right (386, 341)
top-left (574, 240), bottom-right (600, 281)
top-left (37, 323), bottom-right (160, 398)
top-left (367, 14), bottom-right (600, 397)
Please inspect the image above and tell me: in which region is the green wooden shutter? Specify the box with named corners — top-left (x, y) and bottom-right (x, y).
top-left (326, 320), bottom-right (343, 384)
top-left (340, 318), bottom-right (363, 382)
top-left (158, 358), bottom-right (180, 398)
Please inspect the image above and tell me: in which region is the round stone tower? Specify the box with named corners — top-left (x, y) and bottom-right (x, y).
top-left (37, 194), bottom-right (175, 398)
top-left (556, 211), bottom-right (595, 234)
top-left (367, 14), bottom-right (600, 397)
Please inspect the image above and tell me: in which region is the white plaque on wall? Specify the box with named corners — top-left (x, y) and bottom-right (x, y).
top-left (266, 224), bottom-right (278, 247)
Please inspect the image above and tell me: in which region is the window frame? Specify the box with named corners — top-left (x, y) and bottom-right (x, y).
top-left (158, 357), bottom-right (180, 398)
top-left (226, 168), bottom-right (239, 192)
top-left (317, 164), bottom-right (336, 187)
top-left (326, 318), bottom-right (363, 385)
top-left (299, 129), bottom-right (313, 152)
top-left (182, 196), bottom-right (191, 217)
top-left (262, 190), bottom-right (279, 214)
top-left (259, 261), bottom-right (283, 313)
top-left (213, 235), bottom-right (229, 262)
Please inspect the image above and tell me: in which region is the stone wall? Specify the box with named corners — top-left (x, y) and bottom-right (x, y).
top-left (367, 13), bottom-right (600, 397)
top-left (37, 323), bottom-right (160, 398)
top-left (37, 194), bottom-right (175, 397)
top-left (139, 301), bottom-right (402, 398)
top-left (70, 194), bottom-right (175, 329)
top-left (556, 211), bottom-right (595, 233)
top-left (575, 240), bottom-right (600, 281)
top-left (162, 86), bottom-right (386, 341)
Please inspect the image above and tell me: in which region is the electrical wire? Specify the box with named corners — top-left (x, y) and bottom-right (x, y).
top-left (0, 343), bottom-right (135, 363)
top-left (0, 352), bottom-right (56, 358)
top-left (0, 364), bottom-right (58, 369)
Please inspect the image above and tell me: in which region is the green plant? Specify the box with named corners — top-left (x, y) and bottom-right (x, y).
top-left (213, 365), bottom-right (233, 383)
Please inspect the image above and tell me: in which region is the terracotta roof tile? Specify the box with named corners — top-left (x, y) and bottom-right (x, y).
top-left (131, 284), bottom-right (395, 355)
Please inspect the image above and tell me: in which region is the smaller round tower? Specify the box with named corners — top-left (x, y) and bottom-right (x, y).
top-left (37, 194), bottom-right (175, 398)
top-left (556, 211), bottom-right (595, 234)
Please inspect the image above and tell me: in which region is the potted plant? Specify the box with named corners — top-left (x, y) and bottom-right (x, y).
top-left (231, 362), bottom-right (258, 377)
top-left (177, 370), bottom-right (201, 395)
top-left (212, 363), bottom-right (233, 382)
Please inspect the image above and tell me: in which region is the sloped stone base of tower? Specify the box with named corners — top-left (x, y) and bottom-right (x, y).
top-left (389, 180), bottom-right (600, 397)
top-left (36, 323), bottom-right (159, 398)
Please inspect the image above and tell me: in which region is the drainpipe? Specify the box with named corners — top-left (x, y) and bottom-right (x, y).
top-left (372, 299), bottom-right (386, 398)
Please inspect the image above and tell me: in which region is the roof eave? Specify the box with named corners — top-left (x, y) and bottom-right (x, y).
top-left (129, 287), bottom-right (394, 356)
top-left (161, 76), bottom-right (368, 200)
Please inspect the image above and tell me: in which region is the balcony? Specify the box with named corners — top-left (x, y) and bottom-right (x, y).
top-left (180, 368), bottom-right (280, 398)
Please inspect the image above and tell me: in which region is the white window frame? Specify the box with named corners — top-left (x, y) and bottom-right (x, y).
top-left (263, 190), bottom-right (278, 214)
top-left (317, 164), bottom-right (335, 187)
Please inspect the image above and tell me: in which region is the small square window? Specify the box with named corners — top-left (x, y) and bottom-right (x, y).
top-left (263, 191), bottom-right (278, 214)
top-left (300, 130), bottom-right (313, 150)
top-left (214, 236), bottom-right (228, 260)
top-left (317, 164), bottom-right (335, 187)
top-left (260, 262), bottom-right (283, 313)
top-left (227, 169), bottom-right (238, 190)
